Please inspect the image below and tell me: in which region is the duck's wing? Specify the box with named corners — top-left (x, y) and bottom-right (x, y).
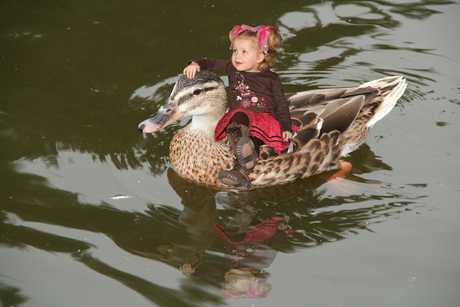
top-left (286, 86), bottom-right (378, 149)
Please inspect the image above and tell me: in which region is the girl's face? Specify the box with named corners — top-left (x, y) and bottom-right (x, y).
top-left (231, 37), bottom-right (265, 72)
top-left (222, 269), bottom-right (256, 293)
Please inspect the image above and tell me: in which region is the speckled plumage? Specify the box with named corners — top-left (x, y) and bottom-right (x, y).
top-left (170, 125), bottom-right (233, 186)
top-left (139, 71), bottom-right (406, 188)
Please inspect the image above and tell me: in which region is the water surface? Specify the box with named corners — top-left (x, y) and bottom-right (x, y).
top-left (1, 1), bottom-right (459, 306)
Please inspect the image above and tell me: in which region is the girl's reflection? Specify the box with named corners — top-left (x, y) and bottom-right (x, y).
top-left (181, 205), bottom-right (293, 298)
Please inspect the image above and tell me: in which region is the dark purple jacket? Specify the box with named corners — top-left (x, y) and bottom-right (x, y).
top-left (190, 58), bottom-right (292, 132)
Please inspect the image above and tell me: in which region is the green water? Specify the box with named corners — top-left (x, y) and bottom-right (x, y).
top-left (1, 1), bottom-right (459, 306)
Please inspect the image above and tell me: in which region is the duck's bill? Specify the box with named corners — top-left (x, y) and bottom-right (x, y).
top-left (138, 98), bottom-right (183, 133)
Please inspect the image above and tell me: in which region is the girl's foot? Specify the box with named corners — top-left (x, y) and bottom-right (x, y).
top-left (236, 137), bottom-right (258, 170)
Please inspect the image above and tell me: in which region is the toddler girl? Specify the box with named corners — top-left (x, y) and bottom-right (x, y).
top-left (183, 24), bottom-right (292, 190)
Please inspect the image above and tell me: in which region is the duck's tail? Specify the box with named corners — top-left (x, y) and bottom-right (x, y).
top-left (338, 76), bottom-right (407, 156)
top-left (360, 76), bottom-right (407, 127)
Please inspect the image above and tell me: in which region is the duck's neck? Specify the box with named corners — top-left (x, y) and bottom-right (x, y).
top-left (190, 112), bottom-right (224, 138)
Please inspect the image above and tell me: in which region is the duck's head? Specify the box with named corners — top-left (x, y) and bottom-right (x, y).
top-left (138, 70), bottom-right (227, 134)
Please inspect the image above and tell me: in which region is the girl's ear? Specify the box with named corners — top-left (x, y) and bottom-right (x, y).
top-left (257, 52), bottom-right (265, 64)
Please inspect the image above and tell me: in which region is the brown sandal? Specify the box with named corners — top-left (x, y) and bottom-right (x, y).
top-left (225, 205), bottom-right (257, 235)
top-left (236, 137), bottom-right (258, 170)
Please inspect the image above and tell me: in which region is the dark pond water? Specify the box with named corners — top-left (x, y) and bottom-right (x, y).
top-left (1, 1), bottom-right (459, 306)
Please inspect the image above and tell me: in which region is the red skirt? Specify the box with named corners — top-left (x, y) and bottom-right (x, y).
top-left (214, 216), bottom-right (293, 246)
top-left (215, 108), bottom-right (292, 153)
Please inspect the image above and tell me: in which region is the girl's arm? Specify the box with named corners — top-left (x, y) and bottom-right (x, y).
top-left (180, 263), bottom-right (224, 277)
top-left (268, 227), bottom-right (288, 251)
top-left (272, 76), bottom-right (292, 137)
top-left (183, 58), bottom-right (230, 79)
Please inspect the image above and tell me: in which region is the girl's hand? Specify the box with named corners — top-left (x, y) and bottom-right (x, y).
top-left (278, 223), bottom-right (287, 230)
top-left (282, 131), bottom-right (292, 142)
top-left (180, 263), bottom-right (196, 275)
top-left (183, 62), bottom-right (201, 79)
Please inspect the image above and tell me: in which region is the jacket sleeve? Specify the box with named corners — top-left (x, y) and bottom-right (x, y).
top-left (186, 58), bottom-right (230, 71)
top-left (188, 268), bottom-right (224, 277)
top-left (268, 229), bottom-right (287, 251)
top-left (272, 76), bottom-right (292, 132)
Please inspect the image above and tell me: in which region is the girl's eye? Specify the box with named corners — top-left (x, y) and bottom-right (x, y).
top-left (193, 89), bottom-right (202, 95)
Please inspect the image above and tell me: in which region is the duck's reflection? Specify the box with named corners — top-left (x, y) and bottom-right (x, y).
top-left (125, 168), bottom-right (218, 269)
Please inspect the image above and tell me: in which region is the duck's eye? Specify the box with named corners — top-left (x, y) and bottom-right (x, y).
top-left (193, 89), bottom-right (202, 95)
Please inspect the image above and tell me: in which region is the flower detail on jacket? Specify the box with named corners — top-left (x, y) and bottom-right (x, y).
top-left (232, 72), bottom-right (266, 109)
top-left (254, 96), bottom-right (266, 108)
top-left (229, 243), bottom-right (261, 268)
top-left (241, 99), bottom-right (251, 108)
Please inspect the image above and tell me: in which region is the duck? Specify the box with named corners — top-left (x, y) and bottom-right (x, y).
top-left (138, 70), bottom-right (406, 188)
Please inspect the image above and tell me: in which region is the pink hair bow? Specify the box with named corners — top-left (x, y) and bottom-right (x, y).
top-left (230, 24), bottom-right (279, 54)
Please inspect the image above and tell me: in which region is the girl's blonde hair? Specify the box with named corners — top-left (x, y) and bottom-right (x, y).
top-left (229, 27), bottom-right (283, 71)
top-left (221, 268), bottom-right (272, 299)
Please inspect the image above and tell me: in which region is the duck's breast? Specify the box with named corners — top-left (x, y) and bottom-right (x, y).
top-left (169, 125), bottom-right (233, 186)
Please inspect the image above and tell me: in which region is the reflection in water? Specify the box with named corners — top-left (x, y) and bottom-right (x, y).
top-left (77, 253), bottom-right (224, 307)
top-left (0, 282), bottom-right (27, 307)
top-left (114, 143), bottom-right (412, 300)
top-left (124, 168), bottom-right (218, 269)
top-left (181, 205), bottom-right (292, 299)
top-left (0, 165), bottom-right (225, 306)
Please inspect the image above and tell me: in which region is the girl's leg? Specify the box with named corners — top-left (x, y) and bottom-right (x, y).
top-left (218, 125), bottom-right (252, 190)
top-left (218, 113), bottom-right (256, 190)
top-left (252, 137), bottom-right (264, 157)
top-left (228, 113), bottom-right (258, 170)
